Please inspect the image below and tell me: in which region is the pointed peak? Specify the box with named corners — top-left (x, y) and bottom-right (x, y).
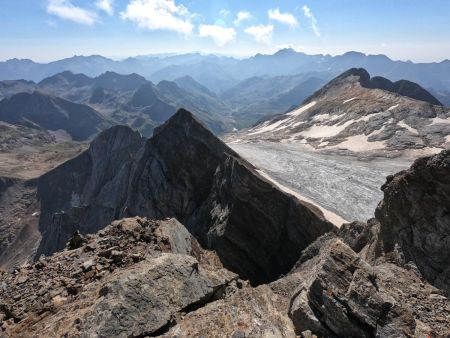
top-left (152, 108), bottom-right (218, 142)
top-left (274, 48), bottom-right (296, 55)
top-left (159, 108), bottom-right (202, 129)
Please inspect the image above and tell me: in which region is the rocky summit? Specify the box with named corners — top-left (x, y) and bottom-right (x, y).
top-left (230, 68), bottom-right (450, 157)
top-left (1, 148), bottom-right (449, 337)
top-left (20, 109), bottom-right (333, 285)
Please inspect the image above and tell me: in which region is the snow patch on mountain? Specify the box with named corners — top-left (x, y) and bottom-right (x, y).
top-left (398, 120), bottom-right (419, 134)
top-left (300, 119), bottom-right (354, 138)
top-left (288, 101), bottom-right (317, 117)
top-left (343, 97), bottom-right (357, 104)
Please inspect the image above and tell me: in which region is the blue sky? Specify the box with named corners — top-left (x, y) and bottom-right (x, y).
top-left (1, 0), bottom-right (449, 62)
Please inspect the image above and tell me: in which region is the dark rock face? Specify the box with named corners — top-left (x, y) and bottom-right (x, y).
top-left (36, 109), bottom-right (334, 284)
top-left (0, 91), bottom-right (109, 141)
top-left (36, 125), bottom-right (144, 256)
top-left (375, 150), bottom-right (450, 294)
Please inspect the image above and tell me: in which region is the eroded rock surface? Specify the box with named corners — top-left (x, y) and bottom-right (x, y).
top-left (164, 285), bottom-right (296, 338)
top-left (271, 236), bottom-right (449, 337)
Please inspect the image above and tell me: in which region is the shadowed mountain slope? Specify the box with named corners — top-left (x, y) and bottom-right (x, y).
top-left (0, 91), bottom-right (110, 141)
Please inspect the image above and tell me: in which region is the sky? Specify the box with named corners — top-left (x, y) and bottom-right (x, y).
top-left (1, 0), bottom-right (450, 63)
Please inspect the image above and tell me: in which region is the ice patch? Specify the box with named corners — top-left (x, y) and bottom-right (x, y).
top-left (300, 120), bottom-right (355, 138)
top-left (398, 121), bottom-right (419, 135)
top-left (368, 126), bottom-right (386, 137)
top-left (291, 121), bottom-right (306, 128)
top-left (343, 97), bottom-right (357, 104)
top-left (430, 116), bottom-right (450, 125)
top-left (387, 104), bottom-right (399, 111)
top-left (248, 118), bottom-right (288, 135)
top-left (288, 101), bottom-right (317, 117)
top-left (312, 113), bottom-right (330, 122)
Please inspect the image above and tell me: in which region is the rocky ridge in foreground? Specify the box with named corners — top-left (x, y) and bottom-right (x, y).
top-left (1, 150), bottom-right (450, 337)
top-left (0, 108), bottom-right (449, 337)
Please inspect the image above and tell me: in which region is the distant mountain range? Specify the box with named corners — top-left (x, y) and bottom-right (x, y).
top-left (0, 69), bottom-right (333, 132)
top-left (1, 49), bottom-right (450, 106)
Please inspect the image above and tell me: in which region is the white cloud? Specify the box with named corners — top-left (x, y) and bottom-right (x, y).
top-left (302, 5), bottom-right (320, 37)
top-left (46, 0), bottom-right (98, 26)
top-left (96, 0), bottom-right (114, 16)
top-left (121, 0), bottom-right (194, 35)
top-left (268, 8), bottom-right (298, 27)
top-left (381, 42), bottom-right (387, 48)
top-left (233, 11), bottom-right (251, 26)
top-left (244, 24), bottom-right (274, 44)
top-left (199, 24), bottom-right (236, 46)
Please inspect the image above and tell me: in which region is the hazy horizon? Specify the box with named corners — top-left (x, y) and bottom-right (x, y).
top-left (2, 48), bottom-right (450, 65)
top-left (2, 0), bottom-right (450, 63)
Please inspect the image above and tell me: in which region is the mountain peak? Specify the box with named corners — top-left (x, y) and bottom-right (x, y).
top-left (153, 108), bottom-right (207, 137)
top-left (275, 48), bottom-right (296, 55)
top-left (336, 68), bottom-right (371, 84)
top-left (342, 51), bottom-right (366, 58)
